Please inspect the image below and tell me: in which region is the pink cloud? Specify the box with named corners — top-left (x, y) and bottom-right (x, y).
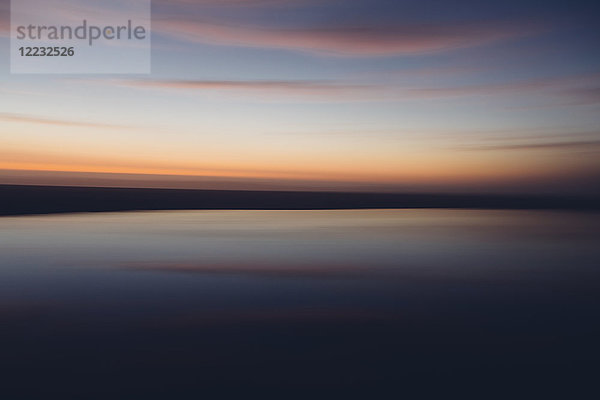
top-left (153, 18), bottom-right (540, 56)
top-left (0, 113), bottom-right (125, 129)
top-left (76, 70), bottom-right (598, 106)
top-left (108, 72), bottom-right (599, 102)
top-left (155, 0), bottom-right (321, 6)
top-left (108, 78), bottom-right (380, 100)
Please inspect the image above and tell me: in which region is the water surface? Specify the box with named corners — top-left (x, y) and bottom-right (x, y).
top-left (1, 210), bottom-right (599, 397)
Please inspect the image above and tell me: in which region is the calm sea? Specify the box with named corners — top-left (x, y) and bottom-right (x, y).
top-left (1, 210), bottom-right (599, 397)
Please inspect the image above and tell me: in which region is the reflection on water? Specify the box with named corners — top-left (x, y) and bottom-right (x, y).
top-left (1, 210), bottom-right (599, 396)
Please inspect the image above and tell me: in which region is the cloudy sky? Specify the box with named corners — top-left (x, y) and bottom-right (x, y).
top-left (1, 0), bottom-right (599, 194)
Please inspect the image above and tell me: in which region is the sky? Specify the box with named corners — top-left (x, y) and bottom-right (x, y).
top-left (1, 0), bottom-right (599, 194)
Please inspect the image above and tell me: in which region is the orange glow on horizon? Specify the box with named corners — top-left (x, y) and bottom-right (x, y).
top-left (0, 156), bottom-right (578, 189)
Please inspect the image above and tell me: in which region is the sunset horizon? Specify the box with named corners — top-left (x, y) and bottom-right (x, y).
top-left (2, 0), bottom-right (599, 197)
top-left (2, 1), bottom-right (599, 397)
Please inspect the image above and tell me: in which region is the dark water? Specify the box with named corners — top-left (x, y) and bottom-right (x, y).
top-left (1, 210), bottom-right (599, 397)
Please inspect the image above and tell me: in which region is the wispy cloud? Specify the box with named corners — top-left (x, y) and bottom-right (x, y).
top-left (106, 78), bottom-right (379, 100)
top-left (560, 87), bottom-right (600, 105)
top-left (104, 71), bottom-right (600, 103)
top-left (401, 72), bottom-right (600, 99)
top-left (459, 139), bottom-right (600, 152)
top-left (0, 113), bottom-right (125, 129)
top-left (155, 0), bottom-right (322, 6)
top-left (402, 80), bottom-right (551, 99)
top-left (153, 18), bottom-right (539, 56)
top-left (118, 79), bottom-right (351, 91)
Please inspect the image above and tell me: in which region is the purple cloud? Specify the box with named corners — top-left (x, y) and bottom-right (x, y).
top-left (153, 18), bottom-right (540, 56)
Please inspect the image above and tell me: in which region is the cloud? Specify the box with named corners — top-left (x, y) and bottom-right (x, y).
top-left (153, 18), bottom-right (538, 56)
top-left (107, 78), bottom-right (379, 100)
top-left (0, 113), bottom-right (125, 129)
top-left (114, 76), bottom-right (537, 100)
top-left (560, 87), bottom-right (600, 105)
top-left (400, 71), bottom-right (600, 101)
top-left (119, 79), bottom-right (348, 91)
top-left (155, 0), bottom-right (321, 6)
top-left (402, 72), bottom-right (598, 97)
top-left (402, 80), bottom-right (552, 99)
top-left (106, 71), bottom-right (600, 103)
top-left (460, 139), bottom-right (600, 151)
